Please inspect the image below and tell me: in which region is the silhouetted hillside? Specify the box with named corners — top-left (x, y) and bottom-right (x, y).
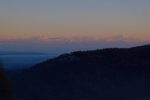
top-left (13, 44), bottom-right (150, 100)
top-left (0, 63), bottom-right (11, 100)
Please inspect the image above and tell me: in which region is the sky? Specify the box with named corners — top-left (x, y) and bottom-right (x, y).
top-left (0, 0), bottom-right (150, 54)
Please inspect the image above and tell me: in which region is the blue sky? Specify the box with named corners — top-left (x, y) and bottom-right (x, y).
top-left (1, 0), bottom-right (150, 38)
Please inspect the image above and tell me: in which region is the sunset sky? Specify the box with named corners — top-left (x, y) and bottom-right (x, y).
top-left (0, 0), bottom-right (150, 53)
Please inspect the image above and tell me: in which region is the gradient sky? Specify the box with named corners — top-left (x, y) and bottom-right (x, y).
top-left (0, 0), bottom-right (150, 53)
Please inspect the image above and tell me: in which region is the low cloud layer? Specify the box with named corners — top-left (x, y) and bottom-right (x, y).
top-left (0, 36), bottom-right (148, 55)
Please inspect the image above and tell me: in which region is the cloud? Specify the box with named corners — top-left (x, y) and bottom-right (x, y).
top-left (0, 35), bottom-right (148, 54)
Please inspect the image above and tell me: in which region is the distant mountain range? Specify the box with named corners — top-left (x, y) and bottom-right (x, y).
top-left (11, 44), bottom-right (150, 100)
top-left (0, 51), bottom-right (46, 55)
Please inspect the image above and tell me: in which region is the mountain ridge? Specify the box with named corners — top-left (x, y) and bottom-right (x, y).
top-left (0, 51), bottom-right (46, 55)
top-left (12, 44), bottom-right (150, 100)
top-left (32, 44), bottom-right (150, 68)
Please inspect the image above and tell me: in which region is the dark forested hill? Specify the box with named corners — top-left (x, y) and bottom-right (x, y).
top-left (0, 65), bottom-right (11, 100)
top-left (13, 44), bottom-right (150, 100)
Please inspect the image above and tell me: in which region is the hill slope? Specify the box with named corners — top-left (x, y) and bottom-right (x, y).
top-left (13, 44), bottom-right (150, 100)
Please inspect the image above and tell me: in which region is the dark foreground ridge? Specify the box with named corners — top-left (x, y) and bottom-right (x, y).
top-left (12, 44), bottom-right (150, 100)
top-left (0, 65), bottom-right (11, 100)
